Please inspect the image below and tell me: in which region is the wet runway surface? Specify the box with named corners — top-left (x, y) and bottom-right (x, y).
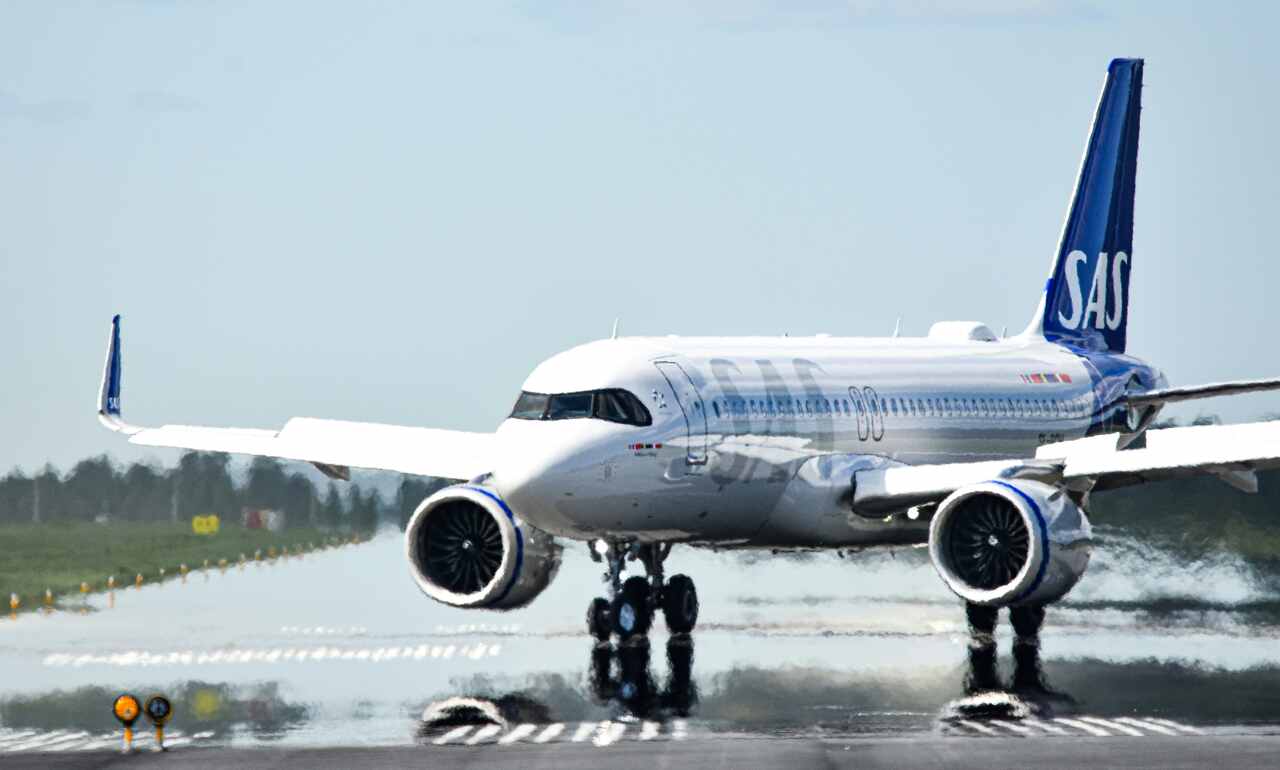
top-left (2, 527), bottom-right (1280, 764)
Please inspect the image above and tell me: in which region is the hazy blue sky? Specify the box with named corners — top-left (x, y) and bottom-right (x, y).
top-left (4, 1), bottom-right (1279, 473)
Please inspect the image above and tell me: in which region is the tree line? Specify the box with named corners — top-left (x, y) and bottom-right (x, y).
top-left (0, 452), bottom-right (451, 533)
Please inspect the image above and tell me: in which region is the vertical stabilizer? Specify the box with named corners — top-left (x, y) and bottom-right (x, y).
top-left (1025, 58), bottom-right (1143, 353)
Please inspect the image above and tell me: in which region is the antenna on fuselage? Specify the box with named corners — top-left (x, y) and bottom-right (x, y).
top-left (611, 318), bottom-right (620, 340)
top-left (892, 317), bottom-right (901, 338)
top-left (1001, 325), bottom-right (1008, 339)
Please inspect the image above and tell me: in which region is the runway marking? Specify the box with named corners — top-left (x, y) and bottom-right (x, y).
top-left (433, 726), bottom-right (473, 745)
top-left (28, 731), bottom-right (92, 746)
top-left (465, 724), bottom-right (503, 745)
top-left (672, 719), bottom-right (688, 740)
top-left (42, 642), bottom-right (501, 668)
top-left (1147, 718), bottom-right (1205, 735)
top-left (957, 720), bottom-right (1000, 736)
top-left (534, 724), bottom-right (564, 743)
top-left (1023, 718), bottom-right (1069, 735)
top-left (639, 721), bottom-right (661, 740)
top-left (499, 724), bottom-right (536, 744)
top-left (570, 722), bottom-right (596, 742)
top-left (1079, 717), bottom-right (1143, 737)
top-left (5, 730), bottom-right (75, 751)
top-left (990, 721), bottom-right (1033, 736)
top-left (1116, 717), bottom-right (1178, 736)
top-left (592, 721), bottom-right (626, 747)
top-left (1054, 718), bottom-right (1110, 737)
top-left (0, 731), bottom-right (38, 747)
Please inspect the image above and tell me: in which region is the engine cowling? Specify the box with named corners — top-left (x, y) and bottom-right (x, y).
top-left (928, 479), bottom-right (1092, 607)
top-left (405, 485), bottom-right (562, 610)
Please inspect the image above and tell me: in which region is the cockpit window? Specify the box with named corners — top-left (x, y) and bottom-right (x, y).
top-left (509, 389), bottom-right (652, 426)
top-left (510, 391), bottom-right (550, 420)
top-left (547, 392), bottom-right (593, 419)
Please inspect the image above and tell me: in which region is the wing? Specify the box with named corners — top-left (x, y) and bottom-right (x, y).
top-left (1126, 378), bottom-right (1280, 407)
top-left (853, 420), bottom-right (1280, 514)
top-left (97, 315), bottom-right (493, 481)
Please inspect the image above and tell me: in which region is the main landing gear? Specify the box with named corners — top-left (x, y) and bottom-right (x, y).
top-left (965, 602), bottom-right (1046, 640)
top-left (586, 541), bottom-right (698, 642)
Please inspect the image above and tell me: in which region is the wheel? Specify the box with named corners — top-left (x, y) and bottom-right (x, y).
top-left (1010, 605), bottom-right (1046, 638)
top-left (612, 576), bottom-right (653, 640)
top-left (587, 597), bottom-right (611, 641)
top-left (662, 574), bottom-right (699, 633)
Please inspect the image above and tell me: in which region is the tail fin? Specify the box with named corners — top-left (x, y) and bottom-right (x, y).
top-left (1026, 58), bottom-right (1143, 353)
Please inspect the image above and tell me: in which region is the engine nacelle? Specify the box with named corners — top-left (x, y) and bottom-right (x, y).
top-left (928, 480), bottom-right (1092, 607)
top-left (405, 485), bottom-right (562, 610)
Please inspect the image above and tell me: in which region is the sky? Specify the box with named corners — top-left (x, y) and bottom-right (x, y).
top-left (3, 1), bottom-right (1280, 474)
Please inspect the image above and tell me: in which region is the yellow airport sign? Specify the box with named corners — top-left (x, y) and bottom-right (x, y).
top-left (191, 514), bottom-right (221, 535)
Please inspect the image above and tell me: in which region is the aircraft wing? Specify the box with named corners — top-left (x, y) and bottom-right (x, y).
top-left (853, 420), bottom-right (1280, 514)
top-left (1126, 378), bottom-right (1280, 407)
top-left (97, 315), bottom-right (492, 481)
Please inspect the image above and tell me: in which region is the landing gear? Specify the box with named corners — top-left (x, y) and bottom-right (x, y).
top-left (662, 574), bottom-right (698, 633)
top-left (965, 603), bottom-right (998, 638)
top-left (1010, 605), bottom-right (1046, 639)
top-left (612, 576), bottom-right (654, 640)
top-left (587, 597), bottom-right (611, 642)
top-left (584, 540), bottom-right (698, 640)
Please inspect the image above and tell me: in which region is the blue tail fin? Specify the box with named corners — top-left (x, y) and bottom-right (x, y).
top-left (1032, 58), bottom-right (1143, 353)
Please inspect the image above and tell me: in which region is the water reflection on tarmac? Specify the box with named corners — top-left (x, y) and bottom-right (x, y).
top-left (2, 528), bottom-right (1279, 751)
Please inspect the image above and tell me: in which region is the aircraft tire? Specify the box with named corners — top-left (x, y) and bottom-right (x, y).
top-left (587, 597), bottom-right (612, 641)
top-left (612, 576), bottom-right (653, 640)
top-left (662, 574), bottom-right (699, 633)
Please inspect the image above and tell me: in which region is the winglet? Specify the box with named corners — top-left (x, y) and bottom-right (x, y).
top-left (97, 314), bottom-right (138, 434)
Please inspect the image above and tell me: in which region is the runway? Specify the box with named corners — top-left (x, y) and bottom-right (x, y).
top-left (1, 526), bottom-right (1279, 766)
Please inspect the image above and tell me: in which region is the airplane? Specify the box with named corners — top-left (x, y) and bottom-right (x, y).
top-left (98, 58), bottom-right (1280, 644)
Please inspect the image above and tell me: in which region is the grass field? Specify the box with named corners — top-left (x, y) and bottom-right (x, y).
top-left (0, 521), bottom-right (353, 612)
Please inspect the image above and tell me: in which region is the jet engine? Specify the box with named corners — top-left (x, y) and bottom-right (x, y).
top-left (927, 480), bottom-right (1092, 607)
top-left (405, 485), bottom-right (562, 610)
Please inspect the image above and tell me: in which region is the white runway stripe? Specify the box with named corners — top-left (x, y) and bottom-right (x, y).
top-left (990, 721), bottom-right (1033, 735)
top-left (1023, 718), bottom-right (1069, 735)
top-left (533, 724), bottom-right (564, 743)
top-left (570, 722), bottom-right (596, 742)
top-left (1079, 717), bottom-right (1144, 737)
top-left (639, 721), bottom-right (661, 740)
top-left (464, 724), bottom-right (503, 745)
top-left (5, 730), bottom-right (75, 751)
top-left (15, 731), bottom-right (89, 752)
top-left (592, 721), bottom-right (626, 747)
top-left (433, 726), bottom-right (473, 745)
top-left (1116, 717), bottom-right (1178, 736)
top-left (499, 724), bottom-right (536, 744)
top-left (957, 720), bottom-right (1000, 736)
top-left (0, 731), bottom-right (38, 748)
top-left (1147, 718), bottom-right (1204, 735)
top-left (1054, 718), bottom-right (1111, 737)
top-left (43, 642), bottom-right (500, 668)
top-left (672, 719), bottom-right (688, 740)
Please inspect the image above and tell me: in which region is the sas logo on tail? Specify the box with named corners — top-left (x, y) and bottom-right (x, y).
top-left (1056, 250), bottom-right (1129, 331)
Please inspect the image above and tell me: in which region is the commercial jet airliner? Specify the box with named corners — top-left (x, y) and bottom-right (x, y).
top-left (99, 59), bottom-right (1280, 642)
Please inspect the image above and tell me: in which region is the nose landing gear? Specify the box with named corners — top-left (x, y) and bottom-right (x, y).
top-left (586, 541), bottom-right (698, 641)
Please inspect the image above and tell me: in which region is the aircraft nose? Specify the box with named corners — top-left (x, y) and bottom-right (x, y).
top-left (489, 420), bottom-right (581, 511)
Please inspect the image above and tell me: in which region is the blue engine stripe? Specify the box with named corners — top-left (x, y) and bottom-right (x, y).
top-left (465, 486), bottom-right (524, 606)
top-left (990, 481), bottom-right (1050, 604)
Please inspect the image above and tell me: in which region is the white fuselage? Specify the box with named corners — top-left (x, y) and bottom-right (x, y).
top-left (491, 333), bottom-right (1126, 549)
